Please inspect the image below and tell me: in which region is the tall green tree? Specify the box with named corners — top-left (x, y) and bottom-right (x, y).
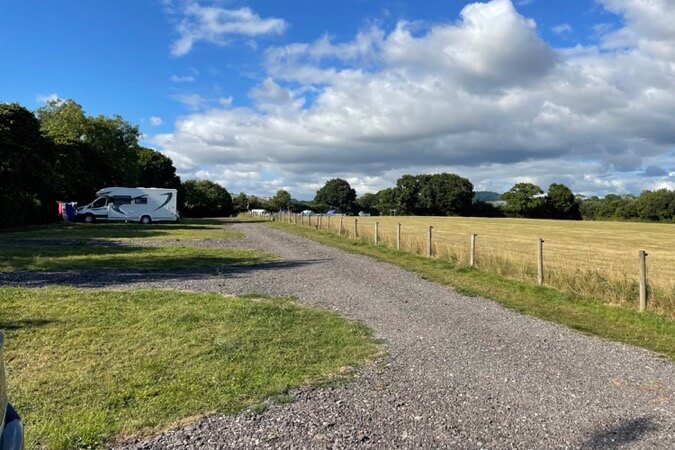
top-left (356, 192), bottom-right (379, 214)
top-left (394, 173), bottom-right (473, 216)
top-left (375, 188), bottom-right (399, 215)
top-left (395, 174), bottom-right (423, 215)
top-left (232, 192), bottom-right (250, 212)
top-left (426, 173), bottom-right (474, 216)
top-left (0, 103), bottom-right (56, 227)
top-left (136, 147), bottom-right (181, 189)
top-left (314, 178), bottom-right (356, 212)
top-left (502, 183), bottom-right (546, 218)
top-left (636, 189), bottom-right (675, 222)
top-left (37, 99), bottom-right (140, 202)
top-left (181, 180), bottom-right (233, 217)
top-left (271, 189), bottom-right (292, 211)
top-left (546, 183), bottom-right (581, 220)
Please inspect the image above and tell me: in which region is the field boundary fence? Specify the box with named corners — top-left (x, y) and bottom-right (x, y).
top-left (273, 212), bottom-right (674, 317)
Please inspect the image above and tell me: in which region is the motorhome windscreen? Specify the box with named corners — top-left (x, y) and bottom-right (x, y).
top-left (92, 198), bottom-right (107, 208)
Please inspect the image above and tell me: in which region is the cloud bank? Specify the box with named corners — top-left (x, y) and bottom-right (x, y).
top-left (155, 0), bottom-right (675, 198)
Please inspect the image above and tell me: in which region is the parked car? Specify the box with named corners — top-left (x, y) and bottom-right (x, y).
top-left (300, 210), bottom-right (314, 216)
top-left (326, 209), bottom-right (343, 215)
top-left (0, 331), bottom-right (24, 450)
top-left (358, 211), bottom-right (371, 217)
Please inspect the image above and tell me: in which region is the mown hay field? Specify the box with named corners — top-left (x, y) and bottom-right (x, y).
top-left (293, 214), bottom-right (675, 317)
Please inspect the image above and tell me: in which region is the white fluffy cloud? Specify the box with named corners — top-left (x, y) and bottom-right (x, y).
top-left (169, 1), bottom-right (286, 56)
top-left (149, 116), bottom-right (163, 126)
top-left (155, 0), bottom-right (675, 198)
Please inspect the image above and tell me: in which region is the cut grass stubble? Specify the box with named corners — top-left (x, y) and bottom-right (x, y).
top-left (1, 287), bottom-right (380, 450)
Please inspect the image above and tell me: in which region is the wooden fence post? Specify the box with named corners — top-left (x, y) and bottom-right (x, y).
top-left (374, 222), bottom-right (379, 245)
top-left (639, 250), bottom-right (648, 312)
top-left (427, 226), bottom-right (433, 257)
top-left (328, 215), bottom-right (331, 230)
top-left (339, 216), bottom-right (343, 235)
top-left (354, 219), bottom-right (359, 238)
top-left (318, 214), bottom-right (322, 230)
top-left (470, 234), bottom-right (476, 267)
top-left (396, 223), bottom-right (401, 250)
top-left (537, 238), bottom-right (544, 285)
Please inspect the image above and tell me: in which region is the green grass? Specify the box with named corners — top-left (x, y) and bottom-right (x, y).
top-left (271, 222), bottom-right (675, 360)
top-left (0, 218), bottom-right (243, 241)
top-left (0, 244), bottom-right (272, 272)
top-left (1, 287), bottom-right (380, 449)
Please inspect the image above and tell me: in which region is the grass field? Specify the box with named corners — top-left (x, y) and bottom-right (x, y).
top-left (287, 214), bottom-right (675, 317)
top-left (0, 218), bottom-right (243, 241)
top-left (1, 287), bottom-right (379, 449)
top-left (0, 244), bottom-right (271, 272)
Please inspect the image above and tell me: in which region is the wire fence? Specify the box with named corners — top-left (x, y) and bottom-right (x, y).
top-left (276, 212), bottom-right (675, 317)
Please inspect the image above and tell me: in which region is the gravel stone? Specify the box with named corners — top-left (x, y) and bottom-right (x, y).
top-left (2, 223), bottom-right (673, 449)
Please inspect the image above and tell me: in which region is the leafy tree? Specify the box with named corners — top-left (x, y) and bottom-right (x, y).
top-left (375, 188), bottom-right (399, 215)
top-left (395, 174), bottom-right (423, 215)
top-left (314, 178), bottom-right (356, 212)
top-left (426, 173), bottom-right (474, 216)
top-left (0, 103), bottom-right (56, 227)
top-left (394, 173), bottom-right (473, 216)
top-left (37, 99), bottom-right (141, 202)
top-left (271, 189), bottom-right (292, 211)
top-left (232, 192), bottom-right (250, 213)
top-left (546, 183), bottom-right (581, 220)
top-left (502, 183), bottom-right (546, 218)
top-left (181, 180), bottom-right (233, 217)
top-left (636, 189), bottom-right (675, 222)
top-left (136, 147), bottom-right (181, 189)
top-left (356, 193), bottom-right (378, 215)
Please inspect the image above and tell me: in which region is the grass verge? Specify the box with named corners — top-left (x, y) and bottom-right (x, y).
top-left (1, 287), bottom-right (380, 449)
top-left (0, 244), bottom-right (271, 272)
top-left (0, 218), bottom-right (243, 241)
top-left (270, 222), bottom-right (675, 360)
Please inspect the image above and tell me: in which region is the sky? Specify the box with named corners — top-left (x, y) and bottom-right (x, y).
top-left (1, 0), bottom-right (675, 199)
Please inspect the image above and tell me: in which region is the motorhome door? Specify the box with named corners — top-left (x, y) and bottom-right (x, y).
top-left (89, 197), bottom-right (110, 220)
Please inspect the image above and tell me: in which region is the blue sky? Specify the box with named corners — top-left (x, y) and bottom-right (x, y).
top-left (2, 0), bottom-right (674, 199)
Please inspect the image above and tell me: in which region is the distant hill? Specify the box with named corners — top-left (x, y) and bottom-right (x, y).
top-left (473, 191), bottom-right (502, 202)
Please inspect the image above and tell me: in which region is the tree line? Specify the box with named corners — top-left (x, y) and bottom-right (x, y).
top-left (0, 100), bottom-right (235, 228)
top-left (237, 176), bottom-right (674, 223)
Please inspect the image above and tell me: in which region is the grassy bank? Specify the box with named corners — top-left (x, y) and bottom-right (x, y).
top-left (270, 222), bottom-right (675, 360)
top-left (1, 287), bottom-right (379, 449)
top-left (0, 218), bottom-right (243, 241)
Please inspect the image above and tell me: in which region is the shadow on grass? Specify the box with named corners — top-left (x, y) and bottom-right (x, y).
top-left (0, 259), bottom-right (330, 288)
top-left (582, 417), bottom-right (657, 449)
top-left (0, 318), bottom-right (58, 330)
top-left (0, 220), bottom-right (233, 240)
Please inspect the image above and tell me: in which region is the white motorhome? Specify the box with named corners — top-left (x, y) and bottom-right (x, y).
top-left (76, 187), bottom-right (179, 224)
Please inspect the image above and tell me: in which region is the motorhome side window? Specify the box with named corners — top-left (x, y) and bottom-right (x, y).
top-left (92, 197), bottom-right (107, 208)
top-left (112, 196), bottom-right (132, 205)
top-left (134, 197), bottom-right (148, 204)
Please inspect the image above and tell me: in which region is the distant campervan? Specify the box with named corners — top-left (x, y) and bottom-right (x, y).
top-left (76, 187), bottom-right (179, 224)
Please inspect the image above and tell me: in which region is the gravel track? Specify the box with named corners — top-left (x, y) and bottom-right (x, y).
top-left (3, 223), bottom-right (674, 449)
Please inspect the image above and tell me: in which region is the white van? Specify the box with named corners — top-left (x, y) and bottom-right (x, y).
top-left (76, 187), bottom-right (179, 224)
